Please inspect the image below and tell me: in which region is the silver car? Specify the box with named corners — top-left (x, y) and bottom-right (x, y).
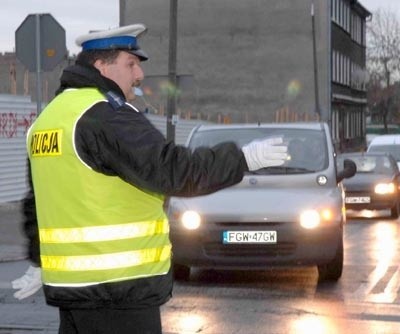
top-left (167, 122), bottom-right (356, 282)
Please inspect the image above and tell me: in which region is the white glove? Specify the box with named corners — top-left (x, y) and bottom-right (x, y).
top-left (242, 137), bottom-right (288, 171)
top-left (11, 265), bottom-right (42, 300)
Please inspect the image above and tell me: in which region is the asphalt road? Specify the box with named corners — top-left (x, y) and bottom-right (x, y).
top-left (1, 204), bottom-right (400, 333)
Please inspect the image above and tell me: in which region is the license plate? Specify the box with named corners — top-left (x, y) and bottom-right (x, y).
top-left (345, 196), bottom-right (370, 204)
top-left (223, 231), bottom-right (277, 244)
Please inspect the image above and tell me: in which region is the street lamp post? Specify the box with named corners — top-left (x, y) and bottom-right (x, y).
top-left (167, 0), bottom-right (178, 142)
top-left (311, 2), bottom-right (321, 118)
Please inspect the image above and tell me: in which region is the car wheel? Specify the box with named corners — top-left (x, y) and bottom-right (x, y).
top-left (317, 235), bottom-right (343, 282)
top-left (390, 202), bottom-right (399, 219)
top-left (173, 263), bottom-right (190, 281)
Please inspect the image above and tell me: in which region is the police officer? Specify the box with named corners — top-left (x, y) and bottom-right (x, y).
top-left (12, 23), bottom-right (288, 334)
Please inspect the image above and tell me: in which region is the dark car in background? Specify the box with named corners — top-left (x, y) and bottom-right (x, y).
top-left (167, 122), bottom-right (356, 282)
top-left (337, 152), bottom-right (400, 219)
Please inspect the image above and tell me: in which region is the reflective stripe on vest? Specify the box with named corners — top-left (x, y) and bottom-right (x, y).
top-left (39, 219), bottom-right (169, 243)
top-left (41, 245), bottom-right (171, 271)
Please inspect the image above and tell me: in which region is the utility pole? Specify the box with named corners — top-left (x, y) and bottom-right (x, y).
top-left (34, 14), bottom-right (43, 114)
top-left (167, 0), bottom-right (178, 142)
top-left (311, 2), bottom-right (321, 118)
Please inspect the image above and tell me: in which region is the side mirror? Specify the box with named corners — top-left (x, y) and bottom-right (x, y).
top-left (337, 159), bottom-right (357, 183)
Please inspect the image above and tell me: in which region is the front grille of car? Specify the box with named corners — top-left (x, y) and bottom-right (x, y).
top-left (204, 242), bottom-right (296, 258)
top-left (346, 190), bottom-right (372, 195)
top-left (214, 222), bottom-right (283, 227)
top-left (347, 190), bottom-right (394, 201)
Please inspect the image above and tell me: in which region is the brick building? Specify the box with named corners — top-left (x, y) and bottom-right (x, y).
top-left (0, 52), bottom-right (72, 103)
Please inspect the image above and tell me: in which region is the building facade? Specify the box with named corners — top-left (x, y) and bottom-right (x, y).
top-left (331, 0), bottom-right (370, 151)
top-left (0, 52), bottom-right (71, 103)
top-left (121, 0), bottom-right (371, 151)
top-left (0, 1), bottom-right (371, 151)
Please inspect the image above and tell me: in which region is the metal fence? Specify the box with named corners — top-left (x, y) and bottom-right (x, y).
top-left (145, 113), bottom-right (210, 145)
top-left (0, 94), bottom-right (36, 203)
top-left (0, 94), bottom-right (209, 204)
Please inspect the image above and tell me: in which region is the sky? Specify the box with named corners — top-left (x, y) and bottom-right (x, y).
top-left (0, 0), bottom-right (399, 55)
top-left (360, 0), bottom-right (400, 15)
top-left (0, 0), bottom-right (119, 55)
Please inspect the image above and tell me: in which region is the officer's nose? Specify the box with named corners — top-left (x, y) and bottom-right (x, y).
top-left (134, 64), bottom-right (144, 82)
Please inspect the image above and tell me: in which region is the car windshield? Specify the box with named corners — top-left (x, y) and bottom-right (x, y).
top-left (188, 127), bottom-right (329, 174)
top-left (368, 145), bottom-right (400, 161)
top-left (337, 155), bottom-right (393, 175)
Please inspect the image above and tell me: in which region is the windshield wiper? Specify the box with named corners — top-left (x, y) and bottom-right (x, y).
top-left (249, 166), bottom-right (315, 174)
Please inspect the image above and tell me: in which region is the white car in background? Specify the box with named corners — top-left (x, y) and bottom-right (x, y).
top-left (367, 135), bottom-right (400, 169)
top-left (167, 122), bottom-right (356, 282)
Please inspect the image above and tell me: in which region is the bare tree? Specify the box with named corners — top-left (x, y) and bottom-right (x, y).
top-left (367, 8), bottom-right (400, 131)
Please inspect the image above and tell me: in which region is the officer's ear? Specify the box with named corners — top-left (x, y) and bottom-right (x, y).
top-left (93, 59), bottom-right (108, 76)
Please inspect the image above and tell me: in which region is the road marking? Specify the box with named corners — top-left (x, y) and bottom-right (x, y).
top-left (350, 262), bottom-right (390, 301)
top-left (367, 267), bottom-right (400, 303)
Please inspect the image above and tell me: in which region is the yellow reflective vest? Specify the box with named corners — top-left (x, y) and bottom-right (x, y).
top-left (27, 88), bottom-right (171, 286)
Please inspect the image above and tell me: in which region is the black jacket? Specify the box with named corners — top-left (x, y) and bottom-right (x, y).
top-left (23, 62), bottom-right (248, 309)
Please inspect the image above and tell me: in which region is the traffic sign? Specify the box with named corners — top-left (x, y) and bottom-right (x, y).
top-left (15, 13), bottom-right (66, 72)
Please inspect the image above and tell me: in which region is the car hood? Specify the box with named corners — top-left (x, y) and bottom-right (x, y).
top-left (168, 175), bottom-right (342, 222)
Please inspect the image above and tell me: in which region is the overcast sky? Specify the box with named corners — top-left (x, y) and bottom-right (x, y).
top-left (1, 0), bottom-right (119, 55)
top-left (0, 0), bottom-right (398, 55)
top-left (360, 0), bottom-right (400, 15)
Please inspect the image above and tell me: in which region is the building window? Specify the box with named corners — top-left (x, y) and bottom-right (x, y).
top-left (332, 0), bottom-right (351, 33)
top-left (351, 12), bottom-right (363, 45)
top-left (336, 0), bottom-right (340, 23)
top-left (332, 0), bottom-right (337, 23)
top-left (331, 108), bottom-right (339, 142)
top-left (340, 53), bottom-right (344, 85)
top-left (332, 51), bottom-right (353, 88)
top-left (362, 20), bottom-right (366, 46)
top-left (344, 1), bottom-right (350, 32)
top-left (350, 61), bottom-right (367, 91)
top-left (332, 51), bottom-right (336, 82)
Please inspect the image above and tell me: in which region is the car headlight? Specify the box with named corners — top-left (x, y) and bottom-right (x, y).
top-left (375, 182), bottom-right (395, 195)
top-left (320, 208), bottom-right (333, 220)
top-left (181, 210), bottom-right (202, 230)
top-left (299, 208), bottom-right (334, 229)
top-left (300, 210), bottom-right (320, 229)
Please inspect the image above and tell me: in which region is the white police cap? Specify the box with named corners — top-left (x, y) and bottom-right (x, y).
top-left (75, 24), bottom-right (149, 61)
